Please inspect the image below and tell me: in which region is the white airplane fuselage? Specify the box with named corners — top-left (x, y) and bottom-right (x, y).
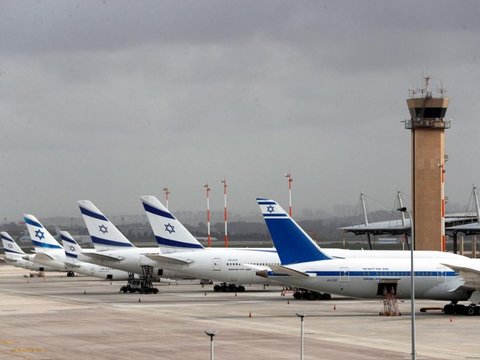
top-left (25, 249), bottom-right (68, 271)
top-left (77, 247), bottom-right (187, 280)
top-left (64, 259), bottom-right (131, 280)
top-left (269, 257), bottom-right (474, 301)
top-left (26, 249), bottom-right (130, 280)
top-left (155, 248), bottom-right (280, 285)
top-left (4, 254), bottom-right (57, 271)
top-left (158, 248), bottom-right (473, 285)
top-left (79, 247), bottom-right (473, 285)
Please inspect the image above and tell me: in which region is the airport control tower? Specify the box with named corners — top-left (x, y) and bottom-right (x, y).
top-left (405, 77), bottom-right (450, 251)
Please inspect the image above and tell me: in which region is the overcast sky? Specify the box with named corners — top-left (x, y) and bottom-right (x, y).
top-left (1, 0), bottom-right (480, 221)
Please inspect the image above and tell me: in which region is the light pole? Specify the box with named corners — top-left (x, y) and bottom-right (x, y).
top-left (296, 313), bottom-right (305, 360)
top-left (204, 183), bottom-right (211, 247)
top-left (204, 330), bottom-right (217, 360)
top-left (398, 206), bottom-right (416, 360)
top-left (163, 187), bottom-right (170, 210)
top-left (285, 172), bottom-right (293, 217)
top-left (221, 177), bottom-right (228, 248)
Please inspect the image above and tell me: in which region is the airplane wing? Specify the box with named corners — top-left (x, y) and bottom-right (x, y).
top-left (243, 264), bottom-right (272, 278)
top-left (442, 263), bottom-right (480, 289)
top-left (32, 252), bottom-right (55, 261)
top-left (269, 264), bottom-right (310, 278)
top-left (243, 264), bottom-right (270, 271)
top-left (81, 252), bottom-right (124, 262)
top-left (65, 262), bottom-right (80, 268)
top-left (144, 253), bottom-right (193, 265)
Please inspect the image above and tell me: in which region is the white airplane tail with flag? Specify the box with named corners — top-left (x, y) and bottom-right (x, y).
top-left (1, 232), bottom-right (26, 257)
top-left (78, 200), bottom-right (135, 250)
top-left (24, 214), bottom-right (63, 252)
top-left (60, 231), bottom-right (81, 265)
top-left (141, 195), bottom-right (204, 253)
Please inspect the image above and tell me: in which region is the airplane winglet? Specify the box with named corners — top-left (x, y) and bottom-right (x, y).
top-left (441, 263), bottom-right (480, 290)
top-left (269, 264), bottom-right (310, 277)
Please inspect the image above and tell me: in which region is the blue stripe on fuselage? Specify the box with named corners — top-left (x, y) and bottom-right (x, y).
top-left (267, 270), bottom-right (458, 277)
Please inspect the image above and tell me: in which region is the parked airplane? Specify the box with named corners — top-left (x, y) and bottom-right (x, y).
top-left (23, 214), bottom-right (75, 275)
top-left (141, 195), bottom-right (281, 291)
top-left (60, 231), bottom-right (131, 280)
top-left (1, 232), bottom-right (57, 272)
top-left (141, 195), bottom-right (474, 293)
top-left (23, 214), bottom-right (131, 280)
top-left (256, 198), bottom-right (480, 314)
top-left (77, 200), bottom-right (190, 293)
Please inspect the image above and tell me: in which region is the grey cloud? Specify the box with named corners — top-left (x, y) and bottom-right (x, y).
top-left (1, 1), bottom-right (480, 219)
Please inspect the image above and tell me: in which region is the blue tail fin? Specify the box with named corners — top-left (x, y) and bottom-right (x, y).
top-left (257, 198), bottom-right (331, 264)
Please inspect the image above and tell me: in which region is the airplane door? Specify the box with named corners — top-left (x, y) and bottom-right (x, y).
top-left (340, 267), bottom-right (349, 282)
top-left (213, 258), bottom-right (221, 271)
top-left (437, 267), bottom-right (446, 283)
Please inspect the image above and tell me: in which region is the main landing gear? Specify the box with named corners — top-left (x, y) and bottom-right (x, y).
top-left (120, 266), bottom-right (158, 294)
top-left (213, 283), bottom-right (245, 292)
top-left (442, 302), bottom-right (480, 316)
top-left (67, 271), bottom-right (75, 277)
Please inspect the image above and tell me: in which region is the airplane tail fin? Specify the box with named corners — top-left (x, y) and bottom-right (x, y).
top-left (78, 200), bottom-right (134, 250)
top-left (60, 231), bottom-right (81, 264)
top-left (141, 195), bottom-right (204, 252)
top-left (23, 215), bottom-right (63, 252)
top-left (1, 232), bottom-right (25, 257)
top-left (256, 198), bottom-right (331, 264)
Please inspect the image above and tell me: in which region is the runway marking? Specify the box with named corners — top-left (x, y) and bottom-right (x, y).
top-left (8, 347), bottom-right (46, 353)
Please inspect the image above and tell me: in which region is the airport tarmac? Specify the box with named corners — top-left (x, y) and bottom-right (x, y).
top-left (0, 264), bottom-right (479, 360)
